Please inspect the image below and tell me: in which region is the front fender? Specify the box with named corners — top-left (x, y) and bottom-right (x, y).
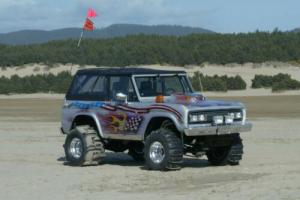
top-left (137, 111), bottom-right (185, 137)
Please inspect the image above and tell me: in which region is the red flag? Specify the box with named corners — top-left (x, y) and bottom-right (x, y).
top-left (78, 9), bottom-right (97, 47)
top-left (87, 8), bottom-right (97, 18)
top-left (83, 18), bottom-right (94, 31)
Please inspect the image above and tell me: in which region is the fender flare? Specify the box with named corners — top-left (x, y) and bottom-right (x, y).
top-left (71, 113), bottom-right (104, 138)
top-left (138, 112), bottom-right (184, 139)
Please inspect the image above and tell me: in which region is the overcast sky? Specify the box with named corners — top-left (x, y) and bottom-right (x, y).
top-left (0, 0), bottom-right (299, 33)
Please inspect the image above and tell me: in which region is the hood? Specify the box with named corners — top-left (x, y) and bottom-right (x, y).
top-left (165, 93), bottom-right (244, 109)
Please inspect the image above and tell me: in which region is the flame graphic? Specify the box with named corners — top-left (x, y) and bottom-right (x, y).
top-left (109, 113), bottom-right (127, 132)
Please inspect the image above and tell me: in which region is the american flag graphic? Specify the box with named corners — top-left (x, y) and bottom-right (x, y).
top-left (125, 115), bottom-right (143, 132)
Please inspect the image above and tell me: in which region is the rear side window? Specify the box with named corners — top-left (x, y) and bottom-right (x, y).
top-left (66, 74), bottom-right (107, 101)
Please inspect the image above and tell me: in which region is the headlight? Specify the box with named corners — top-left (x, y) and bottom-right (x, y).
top-left (213, 116), bottom-right (223, 125)
top-left (235, 112), bottom-right (242, 119)
top-left (225, 115), bottom-right (234, 124)
top-left (189, 109), bottom-right (243, 124)
top-left (189, 113), bottom-right (208, 123)
top-left (229, 112), bottom-right (243, 120)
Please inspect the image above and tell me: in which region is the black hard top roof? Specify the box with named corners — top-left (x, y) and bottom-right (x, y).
top-left (76, 67), bottom-right (187, 76)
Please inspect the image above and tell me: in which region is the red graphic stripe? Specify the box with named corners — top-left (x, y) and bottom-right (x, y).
top-left (101, 104), bottom-right (182, 120)
top-left (117, 106), bottom-right (149, 113)
top-left (102, 104), bottom-right (116, 111)
top-left (151, 104), bottom-right (182, 117)
top-left (147, 106), bottom-right (182, 119)
top-left (117, 105), bottom-right (149, 113)
top-left (121, 104), bottom-right (181, 119)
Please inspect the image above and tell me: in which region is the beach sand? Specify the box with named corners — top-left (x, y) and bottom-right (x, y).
top-left (0, 96), bottom-right (299, 200)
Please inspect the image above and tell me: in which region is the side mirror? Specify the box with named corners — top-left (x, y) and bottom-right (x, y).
top-left (116, 92), bottom-right (127, 103)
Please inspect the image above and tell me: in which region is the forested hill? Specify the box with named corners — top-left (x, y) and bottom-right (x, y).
top-left (0, 31), bottom-right (300, 67)
top-left (0, 24), bottom-right (213, 45)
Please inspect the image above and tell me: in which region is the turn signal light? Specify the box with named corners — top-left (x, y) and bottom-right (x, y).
top-left (155, 95), bottom-right (164, 103)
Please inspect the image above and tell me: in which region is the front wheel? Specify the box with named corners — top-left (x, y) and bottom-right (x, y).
top-left (206, 134), bottom-right (243, 166)
top-left (144, 128), bottom-right (183, 170)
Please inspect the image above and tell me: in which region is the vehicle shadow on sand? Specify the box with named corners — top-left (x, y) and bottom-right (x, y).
top-left (57, 152), bottom-right (210, 169)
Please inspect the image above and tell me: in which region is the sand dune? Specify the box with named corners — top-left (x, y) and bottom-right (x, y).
top-left (1, 63), bottom-right (300, 85)
top-left (1, 62), bottom-right (300, 97)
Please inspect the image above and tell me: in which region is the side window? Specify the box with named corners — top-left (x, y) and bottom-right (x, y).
top-left (109, 76), bottom-right (138, 102)
top-left (92, 76), bottom-right (107, 100)
top-left (135, 77), bottom-right (162, 97)
top-left (163, 76), bottom-right (184, 95)
top-left (77, 76), bottom-right (98, 94)
top-left (181, 76), bottom-right (193, 93)
top-left (67, 75), bottom-right (107, 101)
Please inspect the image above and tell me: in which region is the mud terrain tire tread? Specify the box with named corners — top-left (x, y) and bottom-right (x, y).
top-left (144, 128), bottom-right (183, 170)
top-left (206, 134), bottom-right (243, 166)
top-left (64, 125), bottom-right (105, 166)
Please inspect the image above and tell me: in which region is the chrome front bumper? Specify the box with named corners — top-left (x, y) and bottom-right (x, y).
top-left (184, 122), bottom-right (252, 136)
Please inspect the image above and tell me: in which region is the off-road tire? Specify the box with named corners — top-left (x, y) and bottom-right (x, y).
top-left (64, 125), bottom-right (105, 166)
top-left (128, 143), bottom-right (145, 162)
top-left (206, 134), bottom-right (243, 166)
top-left (144, 128), bottom-right (183, 170)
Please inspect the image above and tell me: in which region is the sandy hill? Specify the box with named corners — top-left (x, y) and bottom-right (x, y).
top-left (1, 62), bottom-right (300, 97)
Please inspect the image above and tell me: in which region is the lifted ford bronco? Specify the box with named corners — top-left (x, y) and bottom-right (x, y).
top-left (61, 68), bottom-right (252, 170)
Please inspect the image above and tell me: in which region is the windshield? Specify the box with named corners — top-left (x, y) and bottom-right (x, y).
top-left (135, 75), bottom-right (193, 97)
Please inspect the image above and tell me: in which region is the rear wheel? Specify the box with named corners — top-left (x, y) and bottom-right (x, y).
top-left (144, 128), bottom-right (183, 170)
top-left (206, 134), bottom-right (243, 166)
top-left (64, 126), bottom-right (105, 166)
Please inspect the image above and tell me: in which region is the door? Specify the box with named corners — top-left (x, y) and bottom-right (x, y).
top-left (100, 76), bottom-right (143, 140)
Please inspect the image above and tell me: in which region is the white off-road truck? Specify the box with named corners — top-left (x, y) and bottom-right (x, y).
top-left (61, 68), bottom-right (252, 170)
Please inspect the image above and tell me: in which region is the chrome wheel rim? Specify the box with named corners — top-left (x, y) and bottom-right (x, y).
top-left (149, 141), bottom-right (165, 164)
top-left (69, 138), bottom-right (83, 159)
